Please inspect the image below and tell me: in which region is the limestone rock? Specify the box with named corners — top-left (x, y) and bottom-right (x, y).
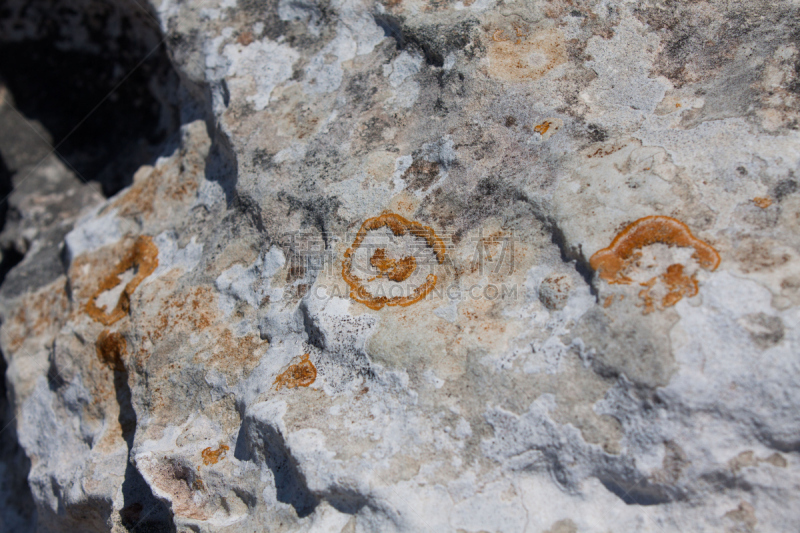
top-left (1, 0), bottom-right (799, 532)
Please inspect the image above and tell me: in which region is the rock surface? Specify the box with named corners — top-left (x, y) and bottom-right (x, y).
top-left (1, 0), bottom-right (800, 531)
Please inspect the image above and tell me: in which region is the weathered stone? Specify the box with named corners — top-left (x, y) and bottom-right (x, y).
top-left (1, 0), bottom-right (799, 531)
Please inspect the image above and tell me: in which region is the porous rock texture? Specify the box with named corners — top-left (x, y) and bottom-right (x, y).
top-left (1, 0), bottom-right (800, 531)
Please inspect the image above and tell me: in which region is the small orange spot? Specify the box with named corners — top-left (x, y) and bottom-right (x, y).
top-left (342, 213), bottom-right (446, 310)
top-left (86, 236), bottom-right (159, 325)
top-left (675, 103), bottom-right (682, 108)
top-left (753, 197), bottom-right (772, 209)
top-left (201, 444), bottom-right (229, 466)
top-left (534, 121), bottom-right (552, 135)
top-left (274, 353), bottom-right (317, 390)
top-left (590, 216), bottom-right (720, 312)
top-left (603, 295), bottom-right (614, 308)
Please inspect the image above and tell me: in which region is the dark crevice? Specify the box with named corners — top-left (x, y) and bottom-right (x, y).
top-left (0, 0), bottom-right (181, 197)
top-left (204, 124), bottom-right (239, 204)
top-left (322, 487), bottom-right (369, 515)
top-left (241, 412), bottom-right (319, 518)
top-left (599, 478), bottom-right (663, 506)
top-left (299, 299), bottom-right (325, 351)
top-left (0, 155), bottom-right (22, 285)
top-left (111, 353), bottom-right (174, 532)
top-left (0, 155), bottom-right (10, 227)
top-left (598, 476), bottom-right (677, 506)
top-left (0, 350), bottom-right (37, 532)
top-left (541, 215), bottom-right (598, 296)
top-left (238, 409), bottom-right (372, 518)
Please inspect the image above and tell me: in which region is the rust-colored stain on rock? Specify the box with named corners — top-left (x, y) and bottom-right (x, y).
top-left (95, 330), bottom-right (127, 371)
top-left (86, 236), bottom-right (159, 325)
top-left (274, 353), bottom-right (317, 390)
top-left (342, 213), bottom-right (446, 310)
top-left (590, 216), bottom-right (720, 313)
top-left (201, 444), bottom-right (229, 466)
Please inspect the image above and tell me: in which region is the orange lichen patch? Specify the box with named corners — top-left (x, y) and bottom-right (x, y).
top-left (534, 121), bottom-right (552, 135)
top-left (590, 216), bottom-right (720, 284)
top-left (591, 216), bottom-right (720, 313)
top-left (86, 236), bottom-right (158, 325)
top-left (95, 330), bottom-right (127, 372)
top-left (487, 27), bottom-right (566, 82)
top-left (532, 117), bottom-right (563, 140)
top-left (274, 353), bottom-right (317, 390)
top-left (369, 248), bottom-right (417, 282)
top-left (753, 197), bottom-right (773, 209)
top-left (201, 444), bottom-right (229, 466)
top-left (638, 264), bottom-right (699, 314)
top-left (342, 213), bottom-right (446, 310)
top-left (370, 248), bottom-right (396, 273)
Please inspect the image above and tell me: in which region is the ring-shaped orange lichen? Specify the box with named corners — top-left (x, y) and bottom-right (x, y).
top-left (590, 216), bottom-right (720, 313)
top-left (590, 216), bottom-right (719, 284)
top-left (274, 353), bottom-right (317, 390)
top-left (86, 235), bottom-right (159, 325)
top-left (342, 213), bottom-right (446, 310)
